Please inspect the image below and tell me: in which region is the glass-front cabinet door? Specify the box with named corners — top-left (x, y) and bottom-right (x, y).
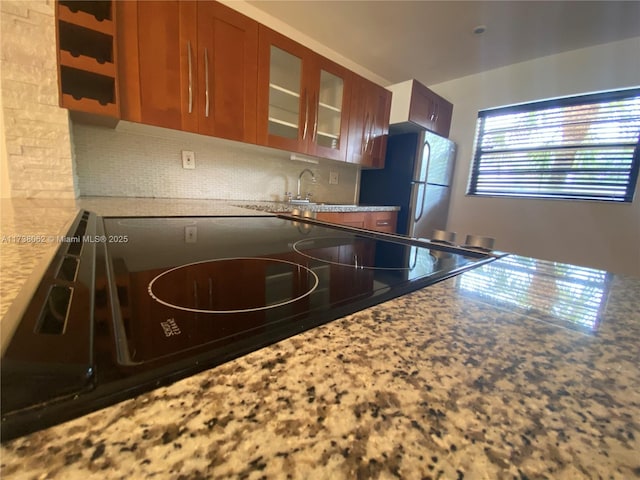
top-left (257, 27), bottom-right (308, 153)
top-left (267, 45), bottom-right (302, 141)
top-left (308, 57), bottom-right (350, 161)
top-left (316, 71), bottom-right (343, 148)
top-left (257, 26), bottom-right (350, 161)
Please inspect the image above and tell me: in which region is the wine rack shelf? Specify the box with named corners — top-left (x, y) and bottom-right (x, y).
top-left (56, 1), bottom-right (119, 119)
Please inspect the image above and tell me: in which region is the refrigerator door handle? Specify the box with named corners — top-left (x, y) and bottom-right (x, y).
top-left (418, 134), bottom-right (431, 184)
top-left (411, 182), bottom-right (426, 223)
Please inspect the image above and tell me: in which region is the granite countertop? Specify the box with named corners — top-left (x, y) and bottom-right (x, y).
top-left (1, 197), bottom-right (639, 479)
top-left (232, 200), bottom-right (400, 213)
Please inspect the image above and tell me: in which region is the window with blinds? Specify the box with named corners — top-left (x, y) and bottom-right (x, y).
top-left (468, 88), bottom-right (640, 202)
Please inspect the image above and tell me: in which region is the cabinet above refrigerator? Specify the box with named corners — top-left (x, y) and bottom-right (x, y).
top-left (387, 79), bottom-right (453, 138)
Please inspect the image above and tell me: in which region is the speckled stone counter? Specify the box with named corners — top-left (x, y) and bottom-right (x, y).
top-left (1, 198), bottom-right (639, 479)
top-left (234, 200), bottom-right (400, 213)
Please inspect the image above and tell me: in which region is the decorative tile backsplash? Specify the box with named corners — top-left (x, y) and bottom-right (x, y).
top-left (73, 122), bottom-right (360, 203)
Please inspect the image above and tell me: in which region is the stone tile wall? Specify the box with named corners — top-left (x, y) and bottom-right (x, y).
top-left (0, 0), bottom-right (76, 198)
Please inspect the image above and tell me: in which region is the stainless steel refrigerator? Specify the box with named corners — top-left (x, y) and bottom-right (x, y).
top-left (359, 130), bottom-right (456, 239)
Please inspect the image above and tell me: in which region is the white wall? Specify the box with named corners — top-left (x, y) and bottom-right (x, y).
top-left (430, 37), bottom-right (640, 276)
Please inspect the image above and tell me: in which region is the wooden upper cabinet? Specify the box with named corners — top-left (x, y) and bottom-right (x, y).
top-left (118, 1), bottom-right (197, 132)
top-left (117, 1), bottom-right (258, 142)
top-left (114, 1), bottom-right (398, 162)
top-left (196, 2), bottom-right (258, 142)
top-left (257, 26), bottom-right (350, 161)
top-left (346, 75), bottom-right (392, 168)
top-left (408, 80), bottom-right (453, 137)
top-left (367, 82), bottom-right (392, 168)
top-left (388, 79), bottom-right (453, 138)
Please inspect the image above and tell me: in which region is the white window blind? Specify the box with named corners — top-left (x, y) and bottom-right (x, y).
top-left (468, 88), bottom-right (640, 202)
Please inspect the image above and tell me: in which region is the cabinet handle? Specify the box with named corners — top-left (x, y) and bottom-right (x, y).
top-left (361, 113), bottom-right (370, 154)
top-left (204, 48), bottom-right (210, 118)
top-left (367, 115), bottom-right (376, 154)
top-left (312, 93), bottom-right (318, 141)
top-left (187, 41), bottom-right (193, 114)
top-left (376, 220), bottom-right (390, 226)
top-left (302, 89), bottom-right (309, 140)
top-left (430, 100), bottom-right (441, 123)
top-left (365, 116), bottom-right (373, 154)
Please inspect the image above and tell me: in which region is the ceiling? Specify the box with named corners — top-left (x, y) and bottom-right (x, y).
top-left (247, 1), bottom-right (640, 86)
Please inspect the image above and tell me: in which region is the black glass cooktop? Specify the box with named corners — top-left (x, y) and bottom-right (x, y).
top-left (1, 213), bottom-right (497, 440)
top-left (100, 216), bottom-right (490, 365)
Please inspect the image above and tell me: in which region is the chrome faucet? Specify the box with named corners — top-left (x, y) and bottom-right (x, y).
top-left (296, 168), bottom-right (316, 200)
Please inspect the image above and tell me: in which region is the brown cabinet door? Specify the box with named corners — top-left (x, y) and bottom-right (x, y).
top-left (346, 75), bottom-right (391, 168)
top-left (316, 211), bottom-right (397, 233)
top-left (119, 1), bottom-right (257, 141)
top-left (364, 211), bottom-right (397, 233)
top-left (366, 82), bottom-right (392, 168)
top-left (316, 212), bottom-right (366, 229)
top-left (432, 98), bottom-right (453, 138)
top-left (120, 1), bottom-right (198, 132)
top-left (408, 81), bottom-right (435, 132)
top-left (196, 2), bottom-right (258, 143)
top-left (408, 80), bottom-right (453, 137)
top-left (345, 75), bottom-right (368, 166)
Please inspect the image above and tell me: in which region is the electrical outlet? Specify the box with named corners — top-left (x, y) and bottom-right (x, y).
top-left (185, 226), bottom-right (197, 243)
top-left (181, 150), bottom-right (196, 169)
top-left (329, 171), bottom-right (339, 185)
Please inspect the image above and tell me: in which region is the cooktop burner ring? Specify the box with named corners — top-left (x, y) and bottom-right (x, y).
top-left (292, 236), bottom-right (428, 271)
top-left (148, 257), bottom-right (319, 314)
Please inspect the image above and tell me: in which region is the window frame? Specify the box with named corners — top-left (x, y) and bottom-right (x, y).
top-left (467, 87), bottom-right (640, 203)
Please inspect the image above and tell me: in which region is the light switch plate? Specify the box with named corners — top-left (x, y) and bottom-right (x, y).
top-left (329, 171), bottom-right (339, 184)
top-left (182, 150), bottom-right (196, 169)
